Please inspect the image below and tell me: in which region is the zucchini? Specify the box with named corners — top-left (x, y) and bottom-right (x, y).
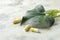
top-left (21, 5), bottom-right (45, 25)
top-left (21, 15), bottom-right (55, 28)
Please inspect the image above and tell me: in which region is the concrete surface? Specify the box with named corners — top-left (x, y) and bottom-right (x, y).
top-left (0, 0), bottom-right (60, 40)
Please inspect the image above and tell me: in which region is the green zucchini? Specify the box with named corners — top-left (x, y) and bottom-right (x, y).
top-left (34, 5), bottom-right (45, 13)
top-left (21, 5), bottom-right (45, 25)
top-left (21, 15), bottom-right (55, 28)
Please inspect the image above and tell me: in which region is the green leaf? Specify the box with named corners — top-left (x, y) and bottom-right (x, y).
top-left (45, 10), bottom-right (60, 18)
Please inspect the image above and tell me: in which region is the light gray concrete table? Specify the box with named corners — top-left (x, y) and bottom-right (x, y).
top-left (0, 0), bottom-right (60, 40)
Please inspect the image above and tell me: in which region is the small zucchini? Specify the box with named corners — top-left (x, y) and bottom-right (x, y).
top-left (22, 15), bottom-right (55, 28)
top-left (21, 5), bottom-right (45, 25)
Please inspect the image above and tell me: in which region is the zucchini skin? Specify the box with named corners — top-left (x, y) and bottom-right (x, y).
top-left (21, 5), bottom-right (45, 25)
top-left (34, 5), bottom-right (45, 13)
top-left (22, 15), bottom-right (55, 28)
top-left (24, 5), bottom-right (45, 19)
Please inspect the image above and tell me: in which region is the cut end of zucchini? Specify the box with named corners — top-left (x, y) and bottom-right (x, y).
top-left (30, 27), bottom-right (35, 32)
top-left (12, 20), bottom-right (18, 24)
top-left (24, 25), bottom-right (30, 32)
top-left (12, 17), bottom-right (22, 24)
top-left (30, 27), bottom-right (40, 33)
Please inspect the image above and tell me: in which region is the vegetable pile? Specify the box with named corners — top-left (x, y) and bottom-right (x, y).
top-left (12, 4), bottom-right (60, 32)
top-left (21, 5), bottom-right (60, 28)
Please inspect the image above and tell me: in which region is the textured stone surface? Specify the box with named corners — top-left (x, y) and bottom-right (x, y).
top-left (0, 0), bottom-right (60, 40)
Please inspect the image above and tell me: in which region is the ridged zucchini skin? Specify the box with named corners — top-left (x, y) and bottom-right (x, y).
top-left (34, 5), bottom-right (45, 13)
top-left (21, 15), bottom-right (55, 28)
top-left (21, 5), bottom-right (45, 25)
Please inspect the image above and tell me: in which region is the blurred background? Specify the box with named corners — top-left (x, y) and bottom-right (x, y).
top-left (0, 0), bottom-right (60, 40)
